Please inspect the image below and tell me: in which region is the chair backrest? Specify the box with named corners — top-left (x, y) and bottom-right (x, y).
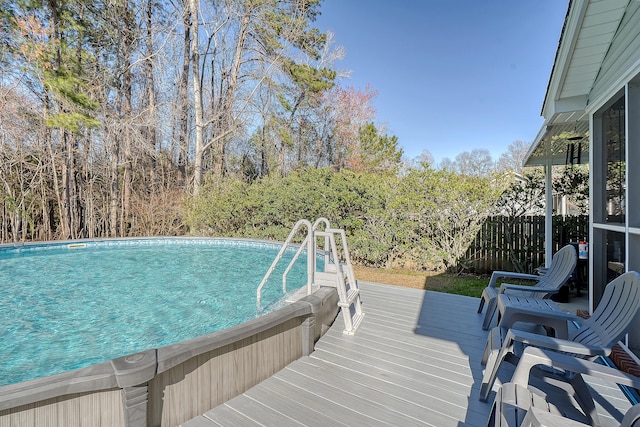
top-left (531, 245), bottom-right (577, 296)
top-left (622, 403), bottom-right (640, 427)
top-left (572, 271), bottom-right (640, 352)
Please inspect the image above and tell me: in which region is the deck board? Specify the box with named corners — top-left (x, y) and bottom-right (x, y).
top-left (181, 281), bottom-right (634, 427)
top-left (222, 396), bottom-right (305, 426)
top-left (241, 381), bottom-right (354, 427)
top-left (183, 404), bottom-right (258, 427)
top-left (273, 367), bottom-right (437, 426)
top-left (292, 357), bottom-right (488, 421)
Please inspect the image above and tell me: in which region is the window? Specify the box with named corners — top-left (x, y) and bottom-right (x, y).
top-left (603, 97), bottom-right (626, 224)
top-left (606, 230), bottom-right (625, 282)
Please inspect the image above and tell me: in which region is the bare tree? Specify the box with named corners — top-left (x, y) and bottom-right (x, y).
top-left (187, 0), bottom-right (332, 191)
top-left (189, 0), bottom-right (205, 194)
top-left (454, 149), bottom-right (495, 177)
top-left (177, 0), bottom-right (191, 186)
top-left (0, 0), bottom-right (345, 240)
top-left (497, 140), bottom-right (530, 174)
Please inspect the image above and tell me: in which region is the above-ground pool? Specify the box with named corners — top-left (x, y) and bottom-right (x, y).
top-left (0, 238), bottom-right (310, 387)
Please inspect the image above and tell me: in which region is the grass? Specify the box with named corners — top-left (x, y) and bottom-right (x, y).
top-left (353, 265), bottom-right (538, 298)
top-left (353, 266), bottom-right (489, 298)
top-left (425, 274), bottom-right (490, 297)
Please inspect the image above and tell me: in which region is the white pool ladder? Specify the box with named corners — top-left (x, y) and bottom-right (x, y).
top-left (315, 225), bottom-right (365, 335)
top-left (256, 218), bottom-right (364, 335)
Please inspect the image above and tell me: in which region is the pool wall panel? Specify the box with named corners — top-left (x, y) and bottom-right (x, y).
top-left (0, 389), bottom-right (124, 427)
top-left (148, 318), bottom-right (303, 426)
top-left (148, 287), bottom-right (339, 426)
top-left (0, 286), bottom-right (339, 427)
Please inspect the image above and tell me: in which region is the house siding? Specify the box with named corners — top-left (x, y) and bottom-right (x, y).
top-left (590, 1), bottom-right (640, 103)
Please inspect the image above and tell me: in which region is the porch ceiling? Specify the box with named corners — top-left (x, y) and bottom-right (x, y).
top-left (524, 0), bottom-right (629, 168)
top-left (524, 118), bottom-right (590, 167)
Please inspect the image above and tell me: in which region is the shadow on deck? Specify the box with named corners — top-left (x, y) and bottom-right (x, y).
top-left (182, 282), bottom-right (632, 427)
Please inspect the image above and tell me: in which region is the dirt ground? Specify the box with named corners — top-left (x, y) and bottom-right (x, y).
top-left (353, 265), bottom-right (451, 290)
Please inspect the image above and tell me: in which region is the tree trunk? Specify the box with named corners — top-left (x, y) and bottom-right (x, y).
top-left (120, 0), bottom-right (134, 235)
top-left (59, 131), bottom-right (74, 239)
top-left (260, 125), bottom-right (269, 176)
top-left (67, 133), bottom-right (82, 239)
top-left (144, 0), bottom-right (158, 188)
top-left (210, 12), bottom-right (250, 178)
top-left (122, 141), bottom-right (132, 236)
top-left (190, 0), bottom-right (205, 195)
top-left (178, 1), bottom-right (191, 186)
top-left (109, 132), bottom-right (120, 237)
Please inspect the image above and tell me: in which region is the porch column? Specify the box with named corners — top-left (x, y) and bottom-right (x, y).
top-left (545, 161), bottom-right (553, 267)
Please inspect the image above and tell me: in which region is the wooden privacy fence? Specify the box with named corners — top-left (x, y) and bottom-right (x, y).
top-left (463, 215), bottom-right (588, 274)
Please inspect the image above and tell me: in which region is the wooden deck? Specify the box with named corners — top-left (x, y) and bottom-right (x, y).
top-left (181, 282), bottom-right (634, 427)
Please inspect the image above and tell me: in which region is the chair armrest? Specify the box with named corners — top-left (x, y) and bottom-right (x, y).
top-left (521, 407), bottom-right (590, 427)
top-left (505, 329), bottom-right (607, 358)
top-left (498, 308), bottom-right (580, 339)
top-left (513, 347), bottom-right (640, 390)
top-left (498, 283), bottom-right (559, 295)
top-left (501, 306), bottom-right (581, 324)
top-left (488, 271), bottom-right (541, 288)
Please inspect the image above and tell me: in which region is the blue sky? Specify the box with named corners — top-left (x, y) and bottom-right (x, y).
top-left (315, 1), bottom-right (569, 164)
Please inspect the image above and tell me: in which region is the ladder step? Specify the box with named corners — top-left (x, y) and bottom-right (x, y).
top-left (325, 263), bottom-right (338, 272)
top-left (337, 288), bottom-right (360, 307)
top-left (325, 262), bottom-right (348, 273)
top-left (315, 271), bottom-right (340, 287)
top-left (257, 218), bottom-right (364, 335)
top-left (343, 312), bottom-right (365, 335)
top-left (323, 265), bottom-right (349, 282)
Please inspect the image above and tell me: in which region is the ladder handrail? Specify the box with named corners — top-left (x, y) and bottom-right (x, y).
top-left (280, 217), bottom-right (332, 293)
top-left (313, 218), bottom-right (332, 268)
top-left (314, 227), bottom-right (364, 334)
top-left (327, 227), bottom-right (356, 287)
top-left (257, 217), bottom-right (364, 334)
top-left (315, 230), bottom-right (351, 284)
top-left (281, 235), bottom-right (309, 293)
top-left (256, 219), bottom-right (312, 307)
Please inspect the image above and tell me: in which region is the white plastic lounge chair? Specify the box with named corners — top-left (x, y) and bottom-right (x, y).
top-left (478, 245), bottom-right (577, 330)
top-left (516, 406), bottom-right (640, 427)
top-left (479, 271), bottom-right (640, 402)
top-left (487, 346), bottom-right (640, 426)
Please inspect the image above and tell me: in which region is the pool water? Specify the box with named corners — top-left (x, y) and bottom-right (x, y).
top-left (0, 239), bottom-right (309, 386)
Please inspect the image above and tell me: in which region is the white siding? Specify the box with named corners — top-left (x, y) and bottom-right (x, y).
top-left (590, 2), bottom-right (640, 103)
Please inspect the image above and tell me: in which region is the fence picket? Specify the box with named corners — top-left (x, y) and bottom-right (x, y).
top-left (463, 215), bottom-right (588, 274)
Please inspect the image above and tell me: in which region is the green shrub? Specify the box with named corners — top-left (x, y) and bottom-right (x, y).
top-left (186, 167), bottom-right (505, 272)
